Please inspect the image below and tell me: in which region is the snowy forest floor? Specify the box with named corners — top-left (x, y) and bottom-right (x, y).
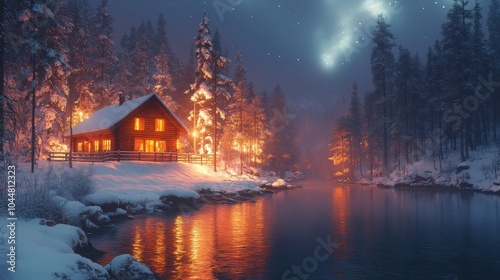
top-left (364, 146), bottom-right (500, 193)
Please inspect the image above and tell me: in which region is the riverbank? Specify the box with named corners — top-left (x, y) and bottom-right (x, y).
top-left (362, 147), bottom-right (500, 193)
top-left (1, 161), bottom-right (301, 278)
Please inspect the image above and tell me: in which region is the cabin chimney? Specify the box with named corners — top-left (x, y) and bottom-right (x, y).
top-left (118, 93), bottom-right (125, 106)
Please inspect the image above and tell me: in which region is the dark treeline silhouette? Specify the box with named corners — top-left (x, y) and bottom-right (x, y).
top-left (330, 0), bottom-right (500, 181)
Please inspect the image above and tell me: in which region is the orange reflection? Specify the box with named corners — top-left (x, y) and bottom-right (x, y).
top-left (173, 215), bottom-right (185, 275)
top-left (119, 199), bottom-right (270, 279)
top-left (333, 187), bottom-right (348, 236)
top-left (330, 186), bottom-right (351, 276)
top-left (131, 224), bottom-right (143, 262)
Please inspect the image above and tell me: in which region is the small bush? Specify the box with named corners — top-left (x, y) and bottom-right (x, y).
top-left (57, 167), bottom-right (95, 201)
top-left (15, 172), bottom-right (66, 221)
top-left (0, 164), bottom-right (95, 221)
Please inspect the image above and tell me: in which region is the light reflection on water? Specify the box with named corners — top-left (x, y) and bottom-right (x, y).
top-left (90, 179), bottom-right (500, 279)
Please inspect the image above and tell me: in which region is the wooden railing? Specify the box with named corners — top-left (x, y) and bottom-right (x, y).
top-left (47, 151), bottom-right (213, 165)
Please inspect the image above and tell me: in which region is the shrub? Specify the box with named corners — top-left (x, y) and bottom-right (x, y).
top-left (0, 164), bottom-right (95, 221)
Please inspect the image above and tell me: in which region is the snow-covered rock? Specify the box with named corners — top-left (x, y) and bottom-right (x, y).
top-left (272, 178), bottom-right (287, 187)
top-left (160, 189), bottom-right (200, 199)
top-left (105, 254), bottom-right (156, 280)
top-left (53, 196), bottom-right (111, 230)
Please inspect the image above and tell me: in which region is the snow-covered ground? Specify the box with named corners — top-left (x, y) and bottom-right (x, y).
top-left (0, 218), bottom-right (109, 279)
top-left (77, 161), bottom-right (265, 205)
top-left (371, 147), bottom-right (500, 193)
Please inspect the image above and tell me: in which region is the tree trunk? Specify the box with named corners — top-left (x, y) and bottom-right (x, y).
top-left (31, 54), bottom-right (36, 173)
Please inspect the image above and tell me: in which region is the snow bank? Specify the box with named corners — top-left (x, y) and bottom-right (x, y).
top-left (70, 161), bottom-right (262, 205)
top-left (0, 218), bottom-right (109, 279)
top-left (377, 148), bottom-right (500, 192)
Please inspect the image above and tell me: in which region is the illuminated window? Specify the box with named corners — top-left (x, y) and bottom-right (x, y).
top-left (94, 140), bottom-right (100, 151)
top-left (134, 139), bottom-right (144, 151)
top-left (156, 141), bottom-right (166, 152)
top-left (77, 142), bottom-right (83, 152)
top-left (145, 140), bottom-right (155, 152)
top-left (102, 140), bottom-right (111, 151)
top-left (155, 119), bottom-right (165, 132)
top-left (134, 117), bottom-right (145, 130)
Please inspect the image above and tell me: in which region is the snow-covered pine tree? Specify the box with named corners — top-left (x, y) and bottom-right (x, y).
top-left (190, 13), bottom-right (232, 171)
top-left (67, 0), bottom-right (94, 126)
top-left (223, 51), bottom-right (250, 174)
top-left (153, 43), bottom-right (177, 111)
top-left (7, 0), bottom-right (71, 169)
top-left (89, 0), bottom-right (117, 108)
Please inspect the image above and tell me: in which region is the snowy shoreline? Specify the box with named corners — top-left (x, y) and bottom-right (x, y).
top-left (1, 161), bottom-right (300, 279)
top-left (351, 148), bottom-right (500, 194)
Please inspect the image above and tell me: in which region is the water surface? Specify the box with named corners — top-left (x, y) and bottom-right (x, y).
top-left (90, 179), bottom-right (500, 279)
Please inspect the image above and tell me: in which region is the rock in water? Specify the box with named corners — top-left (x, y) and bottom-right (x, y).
top-left (105, 254), bottom-right (156, 280)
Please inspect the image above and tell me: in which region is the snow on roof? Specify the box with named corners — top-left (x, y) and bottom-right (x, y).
top-left (66, 94), bottom-right (188, 136)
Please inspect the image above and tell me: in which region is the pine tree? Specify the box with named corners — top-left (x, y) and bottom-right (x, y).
top-left (89, 0), bottom-right (117, 108)
top-left (9, 0), bottom-right (71, 170)
top-left (190, 13), bottom-right (232, 171)
top-left (224, 52), bottom-right (249, 174)
top-left (264, 85), bottom-right (298, 175)
top-left (248, 94), bottom-right (266, 166)
top-left (67, 0), bottom-right (94, 123)
top-left (471, 1), bottom-right (489, 147)
top-left (130, 30), bottom-right (152, 99)
top-left (370, 15), bottom-right (395, 172)
top-left (348, 82), bottom-right (363, 178)
top-left (488, 0), bottom-right (500, 141)
top-left (329, 116), bottom-right (353, 180)
top-left (153, 45), bottom-right (177, 111)
top-left (441, 0), bottom-right (473, 161)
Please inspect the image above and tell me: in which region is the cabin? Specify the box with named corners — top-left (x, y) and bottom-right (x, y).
top-left (64, 94), bottom-right (188, 154)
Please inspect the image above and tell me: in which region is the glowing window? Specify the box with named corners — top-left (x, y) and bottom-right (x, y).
top-left (102, 140), bottom-right (111, 151)
top-left (94, 140), bottom-right (99, 151)
top-left (145, 140), bottom-right (155, 152)
top-left (134, 117), bottom-right (145, 131)
top-left (77, 142), bottom-right (83, 152)
top-left (134, 139), bottom-right (144, 151)
top-left (155, 119), bottom-right (165, 132)
top-left (156, 141), bottom-right (166, 152)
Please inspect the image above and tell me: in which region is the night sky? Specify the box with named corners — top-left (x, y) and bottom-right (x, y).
top-left (98, 0), bottom-right (491, 105)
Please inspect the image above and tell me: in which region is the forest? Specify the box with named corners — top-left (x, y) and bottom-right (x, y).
top-left (0, 0), bottom-right (299, 175)
top-left (329, 0), bottom-right (500, 181)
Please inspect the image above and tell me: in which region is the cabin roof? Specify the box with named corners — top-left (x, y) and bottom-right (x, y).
top-left (65, 94), bottom-right (188, 136)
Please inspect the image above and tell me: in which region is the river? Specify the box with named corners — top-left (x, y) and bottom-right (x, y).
top-left (89, 179), bottom-right (500, 279)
